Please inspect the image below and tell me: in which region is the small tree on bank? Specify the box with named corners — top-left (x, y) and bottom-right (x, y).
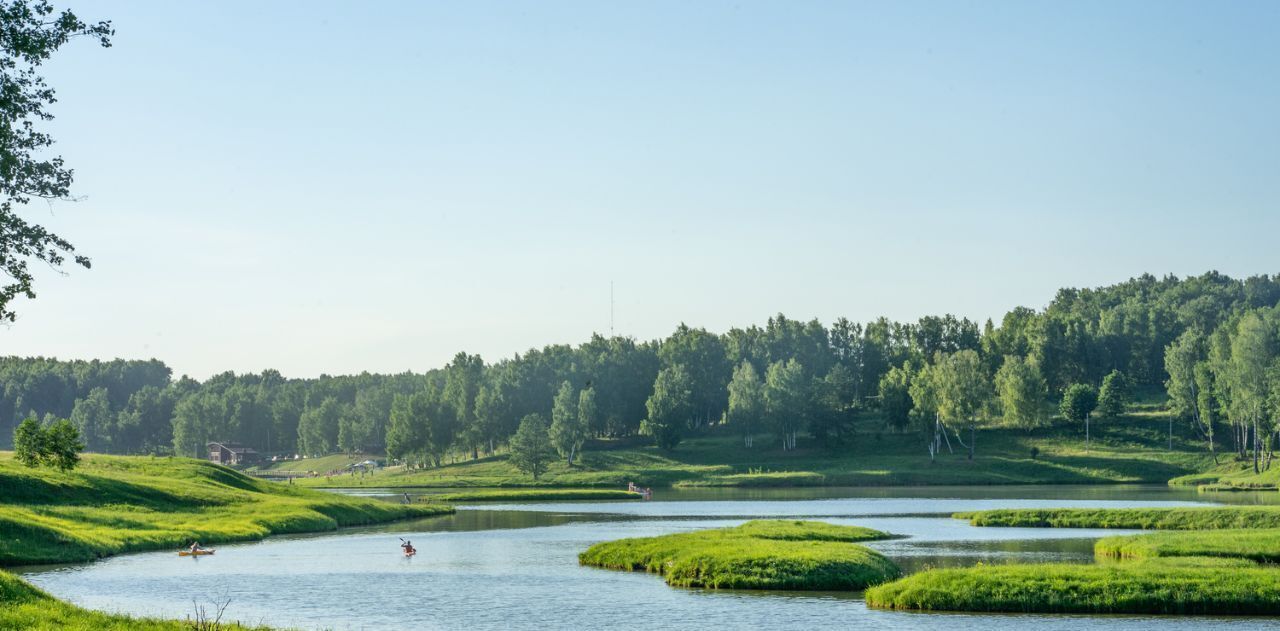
top-left (577, 387), bottom-right (597, 448)
top-left (1097, 370), bottom-right (1131, 420)
top-left (727, 361), bottom-right (764, 448)
top-left (13, 417), bottom-right (46, 467)
top-left (644, 365), bottom-right (694, 450)
top-left (1060, 383), bottom-right (1099, 452)
top-left (46, 419), bottom-right (84, 471)
top-left (764, 359), bottom-right (807, 451)
top-left (509, 414), bottom-right (554, 480)
top-left (995, 355), bottom-right (1048, 431)
top-left (878, 362), bottom-right (915, 433)
top-left (933, 350), bottom-right (991, 460)
top-left (13, 416), bottom-right (83, 471)
top-left (549, 381), bottom-right (588, 466)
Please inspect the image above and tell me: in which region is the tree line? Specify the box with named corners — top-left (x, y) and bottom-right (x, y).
top-left (4, 272), bottom-right (1280, 468)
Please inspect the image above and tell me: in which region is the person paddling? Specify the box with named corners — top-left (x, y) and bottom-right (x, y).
top-left (400, 539), bottom-right (416, 556)
top-left (188, 541), bottom-right (203, 554)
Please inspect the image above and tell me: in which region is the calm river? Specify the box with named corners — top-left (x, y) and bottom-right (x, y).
top-left (16, 485), bottom-right (1280, 630)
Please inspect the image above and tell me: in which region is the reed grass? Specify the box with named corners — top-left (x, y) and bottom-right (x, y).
top-left (1096, 528), bottom-right (1280, 563)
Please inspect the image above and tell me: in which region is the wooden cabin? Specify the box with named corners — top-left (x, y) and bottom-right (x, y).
top-left (207, 441), bottom-right (260, 466)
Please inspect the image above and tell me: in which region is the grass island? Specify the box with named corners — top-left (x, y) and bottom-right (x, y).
top-left (578, 519), bottom-right (900, 590)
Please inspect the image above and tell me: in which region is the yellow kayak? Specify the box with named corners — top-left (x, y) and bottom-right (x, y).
top-left (178, 549), bottom-right (215, 556)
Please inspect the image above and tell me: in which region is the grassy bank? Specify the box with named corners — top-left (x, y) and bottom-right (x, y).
top-left (1169, 461), bottom-right (1280, 490)
top-left (425, 489), bottom-right (642, 502)
top-left (292, 415), bottom-right (1215, 489)
top-left (0, 571), bottom-right (273, 630)
top-left (865, 557), bottom-right (1280, 615)
top-left (956, 507), bottom-right (1280, 530)
top-left (0, 452), bottom-right (452, 566)
top-left (1096, 529), bottom-right (1280, 563)
top-left (578, 520), bottom-right (899, 590)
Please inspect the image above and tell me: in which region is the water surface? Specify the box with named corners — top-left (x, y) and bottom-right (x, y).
top-left (18, 485), bottom-right (1280, 630)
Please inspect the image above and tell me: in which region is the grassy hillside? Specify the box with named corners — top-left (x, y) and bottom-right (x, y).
top-left (296, 412), bottom-right (1216, 489)
top-left (0, 452), bottom-right (452, 566)
top-left (1169, 460), bottom-right (1280, 490)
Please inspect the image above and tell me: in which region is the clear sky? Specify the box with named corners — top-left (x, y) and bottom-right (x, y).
top-left (5, 0), bottom-right (1278, 379)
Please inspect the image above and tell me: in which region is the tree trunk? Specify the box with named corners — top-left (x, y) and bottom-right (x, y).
top-left (968, 422), bottom-right (975, 461)
top-left (1253, 415), bottom-right (1261, 474)
top-left (1239, 422), bottom-right (1247, 459)
top-left (1210, 424), bottom-right (1217, 464)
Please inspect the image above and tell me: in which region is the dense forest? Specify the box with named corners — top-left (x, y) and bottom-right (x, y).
top-left (4, 272), bottom-right (1280, 468)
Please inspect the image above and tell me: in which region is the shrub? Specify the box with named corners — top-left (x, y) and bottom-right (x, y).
top-left (11, 416), bottom-right (83, 471)
top-left (12, 417), bottom-right (45, 468)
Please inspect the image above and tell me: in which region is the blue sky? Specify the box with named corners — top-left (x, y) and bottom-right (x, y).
top-left (6, 0), bottom-right (1278, 378)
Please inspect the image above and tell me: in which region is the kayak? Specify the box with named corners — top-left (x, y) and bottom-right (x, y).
top-left (403, 549), bottom-right (416, 557)
top-left (179, 549), bottom-right (215, 556)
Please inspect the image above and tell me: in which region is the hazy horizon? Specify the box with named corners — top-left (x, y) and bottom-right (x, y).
top-left (5, 1), bottom-right (1277, 379)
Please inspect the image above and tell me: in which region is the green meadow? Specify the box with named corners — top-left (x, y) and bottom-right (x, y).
top-left (292, 414), bottom-right (1214, 490)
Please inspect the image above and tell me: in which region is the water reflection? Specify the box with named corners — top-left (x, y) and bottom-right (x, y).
top-left (338, 484), bottom-right (1280, 506)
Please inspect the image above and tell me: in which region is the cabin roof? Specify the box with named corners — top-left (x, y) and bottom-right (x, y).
top-left (207, 441), bottom-right (258, 454)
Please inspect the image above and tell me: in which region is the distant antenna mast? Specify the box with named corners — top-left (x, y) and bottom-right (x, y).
top-left (610, 281), bottom-right (615, 336)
